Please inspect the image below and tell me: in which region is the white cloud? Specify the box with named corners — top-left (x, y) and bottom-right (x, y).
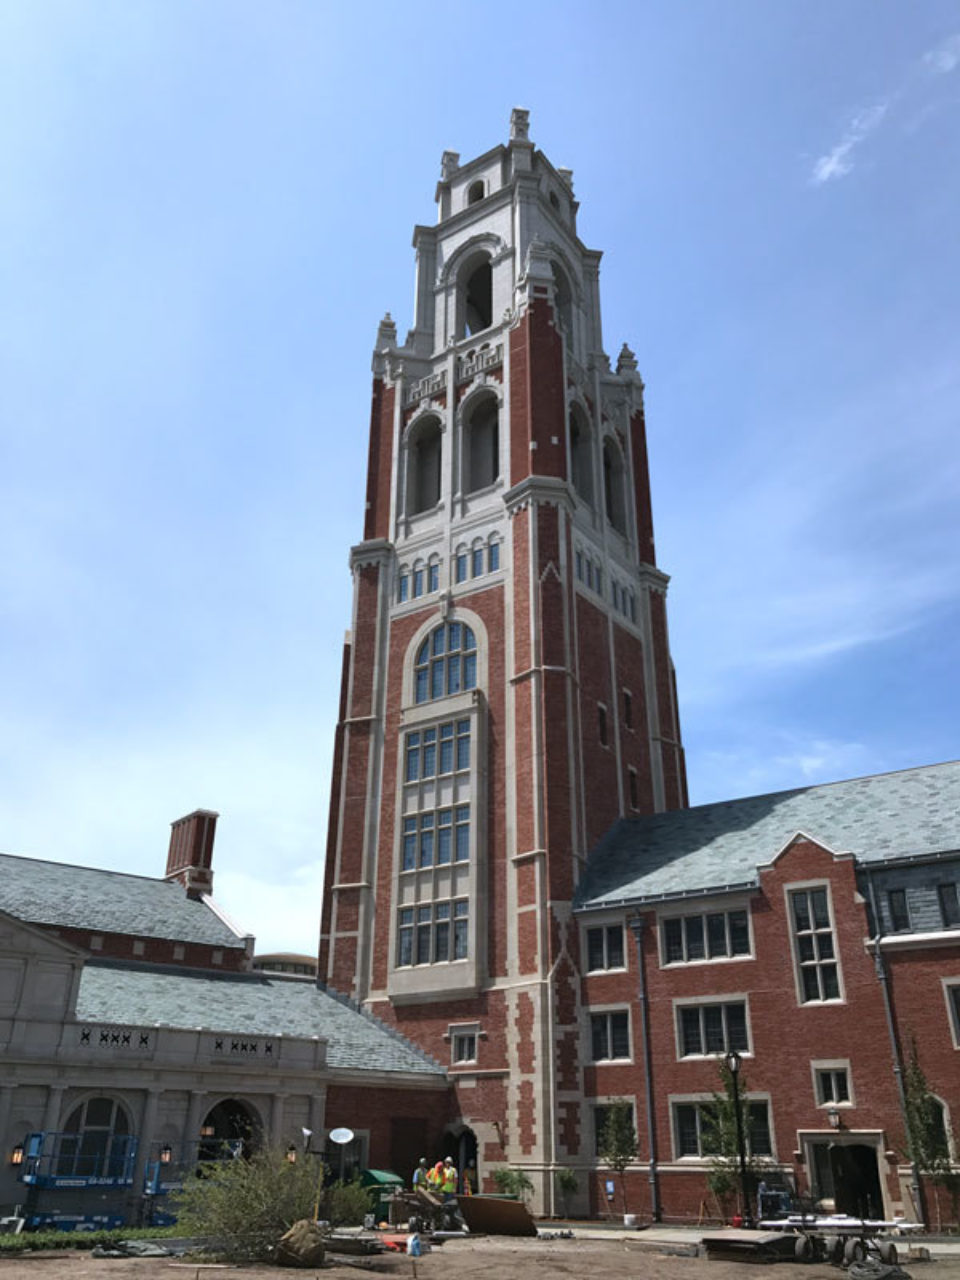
top-left (810, 101), bottom-right (889, 185)
top-left (923, 33), bottom-right (960, 76)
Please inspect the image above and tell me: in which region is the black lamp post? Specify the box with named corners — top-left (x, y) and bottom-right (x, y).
top-left (724, 1049), bottom-right (753, 1229)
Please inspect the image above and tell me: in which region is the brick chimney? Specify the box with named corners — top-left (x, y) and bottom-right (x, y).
top-left (165, 810), bottom-right (219, 897)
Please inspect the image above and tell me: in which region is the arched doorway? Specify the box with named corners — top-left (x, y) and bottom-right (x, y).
top-left (198, 1099), bottom-right (262, 1162)
top-left (441, 1126), bottom-right (478, 1192)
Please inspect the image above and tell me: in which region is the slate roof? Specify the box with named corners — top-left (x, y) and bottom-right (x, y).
top-left (0, 853), bottom-right (247, 949)
top-left (77, 962), bottom-right (445, 1077)
top-left (576, 760), bottom-right (960, 910)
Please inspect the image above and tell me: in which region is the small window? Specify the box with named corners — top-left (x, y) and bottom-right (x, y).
top-left (549, 190), bottom-right (560, 210)
top-left (939, 884), bottom-right (960, 929)
top-left (472, 547), bottom-right (484, 578)
top-left (428, 562), bottom-right (440, 593)
top-left (413, 568), bottom-right (424, 598)
top-left (212, 949), bottom-right (223, 965)
top-left (623, 690), bottom-right (633, 729)
top-left (132, 940), bottom-right (145, 957)
top-left (467, 180), bottom-right (484, 206)
top-left (173, 943), bottom-right (185, 961)
top-left (586, 925), bottom-right (625, 971)
top-left (590, 1010), bottom-right (631, 1061)
top-left (455, 553), bottom-right (468, 584)
top-left (488, 541), bottom-right (500, 572)
top-left (628, 767), bottom-right (639, 810)
top-left (89, 934), bottom-right (103, 951)
top-left (575, 550), bottom-right (584, 581)
top-left (948, 985), bottom-right (960, 1044)
top-left (888, 888), bottom-right (910, 932)
top-left (598, 704), bottom-right (608, 746)
top-left (816, 1068), bottom-right (850, 1105)
top-left (453, 1031), bottom-right (477, 1062)
top-left (398, 574), bottom-right (409, 603)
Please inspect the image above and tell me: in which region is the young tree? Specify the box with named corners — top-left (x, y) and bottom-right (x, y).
top-left (705, 1061), bottom-right (773, 1223)
top-left (599, 1101), bottom-right (638, 1216)
top-left (903, 1040), bottom-right (956, 1230)
top-left (555, 1165), bottom-right (578, 1219)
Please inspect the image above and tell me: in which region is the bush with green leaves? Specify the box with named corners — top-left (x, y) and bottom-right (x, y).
top-left (490, 1166), bottom-right (534, 1200)
top-left (171, 1147), bottom-right (331, 1261)
top-left (0, 1228), bottom-right (174, 1254)
top-left (319, 1177), bottom-right (376, 1227)
top-left (903, 1039), bottom-right (959, 1229)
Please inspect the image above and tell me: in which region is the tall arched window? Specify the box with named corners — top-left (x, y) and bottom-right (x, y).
top-left (552, 261), bottom-right (573, 347)
top-left (569, 405), bottom-right (593, 504)
top-left (415, 622), bottom-right (477, 703)
top-left (603, 437), bottom-right (627, 535)
top-left (56, 1097), bottom-right (132, 1179)
top-left (464, 395), bottom-right (499, 493)
top-left (461, 258), bottom-right (492, 337)
top-left (407, 417), bottom-right (442, 515)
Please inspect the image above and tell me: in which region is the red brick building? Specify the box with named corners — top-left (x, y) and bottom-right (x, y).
top-left (320, 109), bottom-right (960, 1223)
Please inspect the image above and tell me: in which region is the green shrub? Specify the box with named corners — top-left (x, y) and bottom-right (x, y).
top-left (318, 1179), bottom-right (375, 1227)
top-left (490, 1166), bottom-right (534, 1201)
top-left (171, 1146), bottom-right (326, 1261)
top-left (0, 1227), bottom-right (175, 1254)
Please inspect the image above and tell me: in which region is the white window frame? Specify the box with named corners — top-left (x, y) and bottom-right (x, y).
top-left (943, 979), bottom-right (960, 1049)
top-left (810, 1058), bottom-right (854, 1108)
top-left (658, 901), bottom-right (753, 968)
top-left (673, 993), bottom-right (752, 1060)
top-left (784, 880), bottom-right (845, 1006)
top-left (587, 1005), bottom-right (633, 1063)
top-left (582, 920), bottom-right (627, 973)
top-left (669, 1092), bottom-right (775, 1162)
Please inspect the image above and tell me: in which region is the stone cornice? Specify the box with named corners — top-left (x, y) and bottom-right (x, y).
top-left (350, 539), bottom-right (393, 571)
top-left (503, 475), bottom-right (574, 518)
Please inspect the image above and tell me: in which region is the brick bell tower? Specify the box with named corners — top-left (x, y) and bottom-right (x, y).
top-left (320, 109), bottom-right (686, 1207)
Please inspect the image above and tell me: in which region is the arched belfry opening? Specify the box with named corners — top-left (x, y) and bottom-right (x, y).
top-left (406, 416), bottom-right (442, 515)
top-left (460, 257), bottom-right (493, 337)
top-left (569, 404), bottom-right (593, 504)
top-left (603, 436), bottom-right (627, 535)
top-left (467, 179), bottom-right (484, 206)
top-left (551, 261), bottom-right (573, 348)
top-left (463, 394), bottom-right (499, 493)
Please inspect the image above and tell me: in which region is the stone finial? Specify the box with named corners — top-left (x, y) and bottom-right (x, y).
top-left (557, 167), bottom-right (574, 191)
top-left (616, 342), bottom-right (639, 375)
top-left (376, 313), bottom-right (398, 349)
top-left (441, 150), bottom-right (460, 180)
top-left (510, 107), bottom-right (531, 142)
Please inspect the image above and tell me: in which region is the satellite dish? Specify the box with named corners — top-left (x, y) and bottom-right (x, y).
top-left (329, 1127), bottom-right (354, 1145)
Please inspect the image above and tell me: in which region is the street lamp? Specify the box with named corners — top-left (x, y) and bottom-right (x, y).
top-left (724, 1050), bottom-right (754, 1229)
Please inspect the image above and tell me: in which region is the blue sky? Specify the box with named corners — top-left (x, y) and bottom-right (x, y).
top-left (2, 3), bottom-right (958, 953)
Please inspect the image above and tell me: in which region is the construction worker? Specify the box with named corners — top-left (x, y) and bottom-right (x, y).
top-left (428, 1160), bottom-right (444, 1191)
top-left (461, 1160), bottom-right (476, 1195)
top-left (441, 1156), bottom-right (458, 1201)
top-left (412, 1157), bottom-right (428, 1190)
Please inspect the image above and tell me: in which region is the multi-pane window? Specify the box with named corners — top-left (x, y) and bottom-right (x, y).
top-left (452, 1032), bottom-right (477, 1063)
top-left (405, 720), bottom-right (471, 781)
top-left (623, 689), bottom-right (633, 729)
top-left (628, 767), bottom-right (639, 810)
top-left (396, 899), bottom-right (469, 966)
top-left (398, 575), bottom-right (409, 602)
top-left (401, 807), bottom-right (470, 870)
top-left (413, 568), bottom-right (424, 598)
top-left (488, 542), bottom-right (500, 572)
top-left (677, 1001), bottom-right (749, 1057)
top-left (816, 1068), bottom-right (850, 1104)
top-left (414, 623), bottom-right (477, 703)
top-left (593, 1103), bottom-right (634, 1155)
top-left (888, 888), bottom-right (910, 932)
top-left (662, 910), bottom-right (750, 964)
top-left (939, 884), bottom-right (960, 929)
top-left (790, 887), bottom-right (841, 1002)
top-left (674, 1101), bottom-right (771, 1158)
top-left (586, 924), bottom-right (625, 971)
top-left (428, 562), bottom-right (440, 592)
top-left (591, 1011), bottom-right (631, 1060)
top-left (948, 985), bottom-right (960, 1043)
top-left (455, 553), bottom-right (468, 583)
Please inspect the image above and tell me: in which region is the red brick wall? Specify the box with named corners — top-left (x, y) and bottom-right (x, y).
top-left (46, 925), bottom-right (246, 971)
top-left (364, 380), bottom-right (395, 541)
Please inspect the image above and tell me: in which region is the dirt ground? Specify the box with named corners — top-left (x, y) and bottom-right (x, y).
top-left (2, 1238), bottom-right (959, 1280)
